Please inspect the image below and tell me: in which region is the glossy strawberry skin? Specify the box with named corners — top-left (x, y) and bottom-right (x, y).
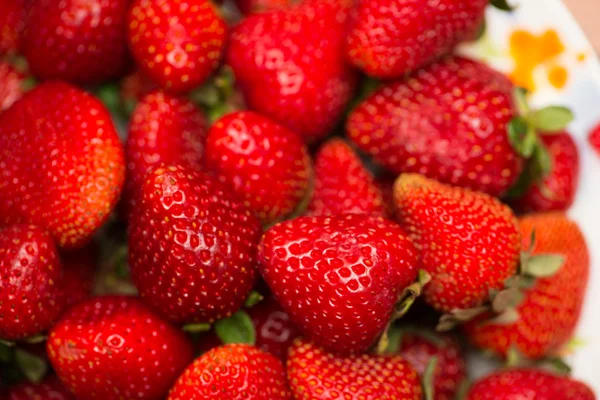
top-left (259, 214), bottom-right (418, 354)
top-left (205, 111), bottom-right (311, 225)
top-left (307, 138), bottom-right (385, 217)
top-left (394, 174), bottom-right (521, 312)
top-left (589, 123), bottom-right (600, 156)
top-left (511, 133), bottom-right (580, 213)
top-left (465, 213), bottom-right (589, 359)
top-left (348, 57), bottom-right (522, 197)
top-left (21, 0), bottom-right (130, 85)
top-left (287, 339), bottom-right (422, 400)
top-left (59, 244), bottom-right (97, 310)
top-left (0, 224), bottom-right (65, 340)
top-left (346, 0), bottom-right (487, 78)
top-left (128, 165), bottom-right (262, 324)
top-left (168, 344), bottom-right (290, 400)
top-left (124, 91), bottom-right (208, 215)
top-left (466, 369), bottom-right (595, 400)
top-left (0, 61), bottom-right (27, 113)
top-left (0, 0), bottom-right (25, 55)
top-left (128, 0), bottom-right (227, 93)
top-left (47, 296), bottom-right (194, 400)
top-left (7, 376), bottom-right (75, 400)
top-left (227, 0), bottom-right (357, 144)
top-left (235, 0), bottom-right (293, 14)
top-left (0, 82), bottom-right (125, 248)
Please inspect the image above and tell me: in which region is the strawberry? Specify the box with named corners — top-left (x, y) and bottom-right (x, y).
top-left (0, 0), bottom-right (25, 55)
top-left (509, 132), bottom-right (580, 213)
top-left (226, 0), bottom-right (357, 143)
top-left (287, 338), bottom-right (422, 399)
top-left (588, 122), bottom-right (600, 157)
top-left (0, 61), bottom-right (28, 113)
top-left (205, 111), bottom-right (311, 225)
top-left (466, 369), bottom-right (595, 400)
top-left (347, 56), bottom-right (523, 197)
top-left (127, 0), bottom-right (227, 93)
top-left (47, 296), bottom-right (194, 400)
top-left (168, 344), bottom-right (290, 400)
top-left (59, 245), bottom-right (97, 310)
top-left (128, 165), bottom-right (262, 324)
top-left (346, 0), bottom-right (488, 78)
top-left (120, 70), bottom-right (157, 114)
top-left (124, 90), bottom-right (208, 215)
top-left (0, 82), bottom-right (125, 248)
top-left (7, 376), bottom-right (74, 400)
top-left (376, 175), bottom-right (396, 219)
top-left (306, 138), bottom-right (385, 217)
top-left (235, 0), bottom-right (294, 14)
top-left (0, 224), bottom-right (65, 340)
top-left (394, 174), bottom-right (521, 313)
top-left (465, 213), bottom-right (589, 359)
top-left (21, 0), bottom-right (130, 85)
top-left (258, 214), bottom-right (418, 354)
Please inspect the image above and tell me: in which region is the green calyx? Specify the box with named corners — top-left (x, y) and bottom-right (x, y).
top-left (422, 356), bottom-right (438, 400)
top-left (214, 311), bottom-right (256, 345)
top-left (189, 66), bottom-right (244, 122)
top-left (490, 0), bottom-right (515, 11)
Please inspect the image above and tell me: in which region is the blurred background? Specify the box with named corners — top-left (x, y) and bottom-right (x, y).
top-left (564, 0), bottom-right (599, 51)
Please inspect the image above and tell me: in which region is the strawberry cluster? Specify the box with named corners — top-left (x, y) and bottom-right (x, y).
top-left (0, 0), bottom-right (596, 399)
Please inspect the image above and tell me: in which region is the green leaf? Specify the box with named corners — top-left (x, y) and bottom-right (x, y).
top-left (506, 344), bottom-right (525, 367)
top-left (508, 117), bottom-right (538, 158)
top-left (490, 0), bottom-right (515, 11)
top-left (513, 87), bottom-right (530, 115)
top-left (541, 357), bottom-right (572, 375)
top-left (436, 306), bottom-right (489, 332)
top-left (15, 349), bottom-right (47, 384)
top-left (244, 291), bottom-right (264, 308)
top-left (0, 341), bottom-right (12, 363)
top-left (422, 356), bottom-right (438, 400)
top-left (475, 20), bottom-right (487, 41)
top-left (384, 326), bottom-right (404, 354)
top-left (215, 311), bottom-right (256, 345)
top-left (24, 335), bottom-right (47, 344)
top-left (487, 308), bottom-right (520, 326)
top-left (0, 338), bottom-right (15, 347)
top-left (522, 254), bottom-right (565, 278)
top-left (531, 106), bottom-right (574, 133)
top-left (182, 323), bottom-right (212, 333)
top-left (455, 378), bottom-right (471, 400)
top-left (491, 287), bottom-right (525, 313)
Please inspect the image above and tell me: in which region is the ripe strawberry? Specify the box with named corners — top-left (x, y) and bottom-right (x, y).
top-left (465, 213), bottom-right (589, 359)
top-left (59, 245), bottom-right (97, 310)
top-left (307, 138), bottom-right (385, 217)
top-left (0, 61), bottom-right (28, 113)
top-left (588, 122), bottom-right (600, 156)
top-left (0, 224), bottom-right (65, 340)
top-left (124, 91), bottom-right (208, 215)
top-left (47, 296), bottom-right (194, 400)
top-left (205, 111), bottom-right (311, 225)
top-left (127, 0), bottom-right (227, 93)
top-left (226, 0), bottom-right (357, 143)
top-left (235, 0), bottom-right (293, 14)
top-left (347, 57), bottom-right (522, 197)
top-left (21, 0), bottom-right (130, 85)
top-left (128, 165), bottom-right (262, 324)
top-left (466, 369), bottom-right (595, 400)
top-left (7, 376), bottom-right (74, 400)
top-left (287, 338), bottom-right (422, 399)
top-left (376, 175), bottom-right (396, 219)
top-left (0, 0), bottom-right (25, 55)
top-left (346, 0), bottom-right (488, 78)
top-left (168, 344), bottom-right (290, 400)
top-left (120, 69), bottom-right (157, 113)
top-left (258, 214), bottom-right (418, 354)
top-left (394, 174), bottom-right (521, 313)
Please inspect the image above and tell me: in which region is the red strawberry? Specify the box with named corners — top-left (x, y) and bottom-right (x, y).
top-left (0, 61), bottom-right (28, 113)
top-left (235, 0), bottom-right (293, 14)
top-left (205, 111), bottom-right (311, 225)
top-left (59, 245), bottom-right (97, 310)
top-left (509, 132), bottom-right (579, 213)
top-left (466, 369), bottom-right (595, 400)
top-left (347, 56), bottom-right (522, 197)
top-left (287, 338), bottom-right (422, 399)
top-left (588, 122), bottom-right (600, 156)
top-left (397, 331), bottom-right (466, 400)
top-left (0, 224), bottom-right (65, 340)
top-left (127, 0), bottom-right (227, 93)
top-left (376, 175), bottom-right (396, 218)
top-left (465, 213), bottom-right (589, 359)
top-left (394, 174), bottom-right (521, 313)
top-left (7, 376), bottom-right (74, 400)
top-left (346, 0), bottom-right (488, 78)
top-left (21, 0), bottom-right (130, 85)
top-left (168, 344), bottom-right (290, 400)
top-left (258, 214), bottom-right (418, 354)
top-left (47, 296), bottom-right (194, 400)
top-left (307, 138), bottom-right (384, 217)
top-left (128, 165), bottom-right (262, 324)
top-left (0, 0), bottom-right (25, 55)
top-left (124, 91), bottom-right (208, 215)
top-left (227, 0), bottom-right (357, 143)
top-left (120, 69), bottom-right (157, 113)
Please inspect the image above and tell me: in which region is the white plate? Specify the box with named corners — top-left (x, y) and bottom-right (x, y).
top-left (459, 0), bottom-right (600, 392)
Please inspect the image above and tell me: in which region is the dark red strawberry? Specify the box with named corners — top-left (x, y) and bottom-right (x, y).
top-left (128, 165), bottom-right (262, 324)
top-left (47, 296), bottom-right (193, 400)
top-left (124, 91), bottom-right (208, 215)
top-left (7, 376), bottom-right (74, 400)
top-left (466, 369), bottom-right (595, 400)
top-left (168, 344), bottom-right (290, 400)
top-left (21, 0), bottom-right (130, 84)
top-left (394, 174), bottom-right (521, 313)
top-left (127, 0), bottom-right (227, 93)
top-left (376, 175), bottom-right (396, 219)
top-left (0, 61), bottom-right (29, 113)
top-left (0, 224), bottom-right (65, 340)
top-left (205, 111), bottom-right (311, 225)
top-left (259, 214), bottom-right (418, 354)
top-left (465, 213), bottom-right (589, 359)
top-left (120, 69), bottom-right (157, 113)
top-left (307, 138), bottom-right (385, 217)
top-left (0, 0), bottom-right (25, 55)
top-left (346, 0), bottom-right (488, 78)
top-left (59, 245), bottom-right (97, 310)
top-left (509, 132), bottom-right (579, 213)
top-left (588, 122), bottom-right (600, 156)
top-left (0, 82), bottom-right (125, 249)
top-left (227, 0), bottom-right (357, 144)
top-left (287, 338), bottom-right (422, 399)
top-left (235, 0), bottom-right (294, 14)
top-left (347, 56), bottom-right (522, 197)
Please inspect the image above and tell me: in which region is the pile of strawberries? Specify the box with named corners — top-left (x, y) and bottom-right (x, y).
top-left (0, 0), bottom-right (596, 399)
